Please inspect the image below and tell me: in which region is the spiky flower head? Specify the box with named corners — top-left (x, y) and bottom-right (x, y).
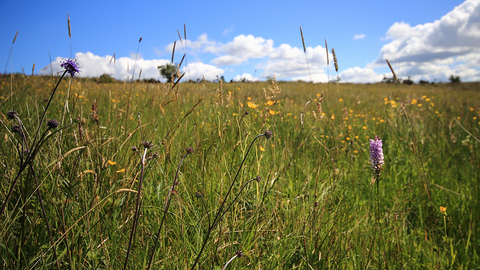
top-left (369, 135), bottom-right (384, 173)
top-left (7, 110), bottom-right (18, 119)
top-left (255, 176), bottom-right (262, 183)
top-left (60, 58), bottom-right (81, 77)
top-left (186, 147), bottom-right (194, 154)
top-left (47, 119), bottom-right (59, 129)
top-left (264, 130), bottom-right (273, 140)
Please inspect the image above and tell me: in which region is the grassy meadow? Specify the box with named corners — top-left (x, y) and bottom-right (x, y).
top-left (0, 73), bottom-right (479, 269)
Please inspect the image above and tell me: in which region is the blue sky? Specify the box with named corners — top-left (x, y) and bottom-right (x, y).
top-left (1, 0), bottom-right (479, 83)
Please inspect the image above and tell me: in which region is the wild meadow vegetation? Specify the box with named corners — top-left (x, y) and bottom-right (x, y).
top-left (0, 71), bottom-right (479, 269)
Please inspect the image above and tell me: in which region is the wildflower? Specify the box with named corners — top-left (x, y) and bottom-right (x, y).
top-left (255, 176), bottom-right (262, 182)
top-left (247, 101), bottom-right (258, 109)
top-left (47, 119), bottom-right (59, 129)
top-left (440, 206), bottom-right (447, 214)
top-left (264, 130), bottom-right (273, 139)
top-left (259, 145), bottom-right (265, 152)
top-left (269, 110), bottom-right (275, 115)
top-left (186, 147), bottom-right (194, 154)
top-left (107, 160), bottom-right (116, 165)
top-left (411, 99), bottom-right (417, 105)
top-left (60, 58), bottom-right (81, 77)
top-left (267, 100), bottom-right (275, 106)
top-left (369, 135), bottom-right (384, 172)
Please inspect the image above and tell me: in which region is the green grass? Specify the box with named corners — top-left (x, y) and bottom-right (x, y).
top-left (1, 74), bottom-right (479, 269)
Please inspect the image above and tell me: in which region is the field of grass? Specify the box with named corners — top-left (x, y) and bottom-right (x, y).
top-left (1, 73), bottom-right (479, 269)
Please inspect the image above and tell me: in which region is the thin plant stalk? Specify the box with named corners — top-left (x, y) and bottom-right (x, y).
top-left (123, 147), bottom-right (147, 270)
top-left (191, 132), bottom-right (269, 269)
top-left (0, 71), bottom-right (67, 217)
top-left (147, 149), bottom-right (192, 270)
top-left (29, 163), bottom-right (61, 270)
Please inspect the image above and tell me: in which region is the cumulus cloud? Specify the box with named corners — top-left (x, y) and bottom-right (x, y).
top-left (353, 34), bottom-right (365, 40)
top-left (182, 62), bottom-right (224, 81)
top-left (40, 52), bottom-right (169, 81)
top-left (211, 35), bottom-right (274, 66)
top-left (164, 34), bottom-right (218, 56)
top-left (339, 67), bottom-right (384, 83)
top-left (258, 44), bottom-right (329, 82)
top-left (232, 73), bottom-right (259, 82)
top-left (372, 0), bottom-right (480, 81)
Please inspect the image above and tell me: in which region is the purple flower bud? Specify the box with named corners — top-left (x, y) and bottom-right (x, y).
top-left (186, 147), bottom-right (194, 154)
top-left (60, 58), bottom-right (81, 77)
top-left (369, 135), bottom-right (384, 172)
top-left (47, 119), bottom-right (59, 129)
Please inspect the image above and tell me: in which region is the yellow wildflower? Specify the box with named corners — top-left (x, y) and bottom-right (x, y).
top-left (259, 145), bottom-right (265, 152)
top-left (247, 101), bottom-right (258, 109)
top-left (411, 99), bottom-right (418, 105)
top-left (107, 160), bottom-right (116, 165)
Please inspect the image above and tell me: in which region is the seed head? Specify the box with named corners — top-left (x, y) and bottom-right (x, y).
top-left (186, 147), bottom-right (194, 154)
top-left (131, 145), bottom-right (138, 152)
top-left (255, 176), bottom-right (262, 182)
top-left (47, 119), bottom-right (59, 129)
top-left (11, 125), bottom-right (22, 134)
top-left (60, 58), bottom-right (81, 77)
top-left (7, 110), bottom-right (18, 120)
top-left (264, 130), bottom-right (273, 139)
top-left (142, 141), bottom-right (153, 149)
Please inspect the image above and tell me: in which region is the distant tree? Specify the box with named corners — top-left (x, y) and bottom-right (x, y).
top-left (158, 63), bottom-right (178, 82)
top-left (403, 76), bottom-right (413, 85)
top-left (98, 73), bottom-right (115, 83)
top-left (449, 75), bottom-right (461, 84)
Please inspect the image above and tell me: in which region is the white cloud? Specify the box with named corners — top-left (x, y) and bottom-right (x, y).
top-left (374, 0), bottom-right (480, 74)
top-left (339, 67), bottom-right (384, 83)
top-left (164, 33), bottom-right (218, 56)
top-left (232, 73), bottom-right (259, 82)
top-left (353, 34), bottom-right (365, 40)
top-left (211, 35), bottom-right (274, 66)
top-left (258, 44), bottom-right (329, 82)
top-left (40, 52), bottom-right (169, 81)
top-left (182, 62), bottom-right (224, 81)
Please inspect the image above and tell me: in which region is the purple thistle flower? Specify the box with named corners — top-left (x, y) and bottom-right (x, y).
top-left (369, 135), bottom-right (384, 172)
top-left (60, 58), bottom-right (81, 77)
